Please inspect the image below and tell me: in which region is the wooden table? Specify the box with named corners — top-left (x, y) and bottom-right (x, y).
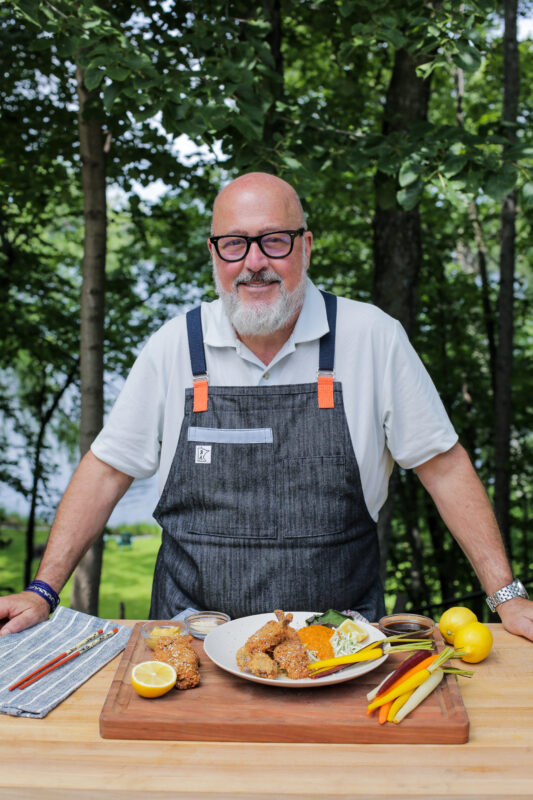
top-left (1, 623), bottom-right (532, 799)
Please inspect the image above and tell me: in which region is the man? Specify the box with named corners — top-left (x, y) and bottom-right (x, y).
top-left (1, 172), bottom-right (532, 639)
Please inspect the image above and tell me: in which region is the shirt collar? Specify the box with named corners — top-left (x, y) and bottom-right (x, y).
top-left (203, 277), bottom-right (329, 350)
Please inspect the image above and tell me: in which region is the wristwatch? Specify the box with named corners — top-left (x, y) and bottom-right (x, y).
top-left (486, 579), bottom-right (529, 612)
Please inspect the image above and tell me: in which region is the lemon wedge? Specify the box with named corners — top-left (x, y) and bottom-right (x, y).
top-left (131, 661), bottom-right (177, 698)
top-left (336, 618), bottom-right (368, 642)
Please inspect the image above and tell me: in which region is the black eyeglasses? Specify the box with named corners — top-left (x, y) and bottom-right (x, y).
top-left (209, 228), bottom-right (306, 262)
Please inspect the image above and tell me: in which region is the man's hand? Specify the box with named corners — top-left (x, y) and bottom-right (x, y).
top-left (0, 591), bottom-right (51, 635)
top-left (0, 452), bottom-right (135, 638)
top-left (496, 597), bottom-right (533, 642)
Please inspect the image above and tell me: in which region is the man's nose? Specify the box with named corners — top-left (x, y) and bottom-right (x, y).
top-left (243, 240), bottom-right (268, 270)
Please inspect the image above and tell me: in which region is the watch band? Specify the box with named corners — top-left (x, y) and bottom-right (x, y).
top-left (486, 579), bottom-right (529, 612)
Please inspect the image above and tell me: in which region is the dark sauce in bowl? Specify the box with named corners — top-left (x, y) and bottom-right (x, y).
top-left (378, 613), bottom-right (435, 639)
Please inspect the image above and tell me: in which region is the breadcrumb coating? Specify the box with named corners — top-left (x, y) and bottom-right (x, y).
top-left (153, 634), bottom-right (200, 690)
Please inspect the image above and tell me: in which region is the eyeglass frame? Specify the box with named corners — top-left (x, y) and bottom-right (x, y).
top-left (209, 228), bottom-right (306, 262)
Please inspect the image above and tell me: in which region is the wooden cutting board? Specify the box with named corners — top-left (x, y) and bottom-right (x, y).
top-left (99, 622), bottom-right (469, 743)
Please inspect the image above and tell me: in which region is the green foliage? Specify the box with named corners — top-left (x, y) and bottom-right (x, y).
top-left (0, 525), bottom-right (160, 618)
top-left (0, 0), bottom-right (531, 616)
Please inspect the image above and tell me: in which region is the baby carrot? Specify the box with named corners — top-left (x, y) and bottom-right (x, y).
top-left (367, 668), bottom-right (431, 712)
top-left (308, 647), bottom-right (383, 673)
top-left (387, 690), bottom-right (414, 722)
top-left (376, 653), bottom-right (439, 698)
top-left (378, 701), bottom-right (392, 724)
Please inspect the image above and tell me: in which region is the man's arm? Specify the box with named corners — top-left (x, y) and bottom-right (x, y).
top-left (0, 451), bottom-right (134, 635)
top-left (414, 442), bottom-right (533, 642)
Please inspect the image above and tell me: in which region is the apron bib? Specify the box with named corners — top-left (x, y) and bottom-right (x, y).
top-left (151, 292), bottom-right (385, 621)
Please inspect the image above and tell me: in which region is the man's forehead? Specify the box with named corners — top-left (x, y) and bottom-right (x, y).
top-left (212, 175), bottom-right (303, 231)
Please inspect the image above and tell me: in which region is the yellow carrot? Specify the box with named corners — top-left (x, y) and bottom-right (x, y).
top-left (367, 645), bottom-right (454, 712)
top-left (387, 690), bottom-right (414, 722)
top-left (367, 668), bottom-right (431, 711)
top-left (379, 701), bottom-right (392, 724)
top-left (376, 653), bottom-right (439, 698)
top-left (308, 647), bottom-right (383, 672)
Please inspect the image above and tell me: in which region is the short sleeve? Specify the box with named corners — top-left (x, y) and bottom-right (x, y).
top-left (91, 337), bottom-right (166, 479)
top-left (382, 322), bottom-right (458, 469)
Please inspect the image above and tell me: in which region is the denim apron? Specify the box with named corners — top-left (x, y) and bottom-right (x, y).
top-left (151, 292), bottom-right (385, 621)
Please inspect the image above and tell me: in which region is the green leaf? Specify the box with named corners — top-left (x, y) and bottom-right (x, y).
top-left (102, 82), bottom-right (122, 111)
top-left (399, 158), bottom-right (424, 188)
top-left (339, 1), bottom-right (356, 18)
top-left (396, 182), bottom-right (423, 210)
top-left (12, 0), bottom-right (42, 27)
top-left (441, 154), bottom-right (468, 179)
top-left (381, 28), bottom-right (407, 49)
top-left (84, 65), bottom-right (105, 91)
top-left (282, 155), bottom-right (302, 171)
top-left (28, 37), bottom-right (54, 51)
top-left (484, 165), bottom-right (518, 201)
top-left (107, 65), bottom-right (131, 82)
top-left (521, 183), bottom-right (533, 206)
top-left (452, 40), bottom-right (482, 73)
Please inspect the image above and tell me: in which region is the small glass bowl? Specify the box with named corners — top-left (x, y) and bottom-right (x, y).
top-left (378, 613), bottom-right (435, 639)
top-left (186, 611), bottom-right (230, 640)
top-left (140, 621), bottom-right (186, 651)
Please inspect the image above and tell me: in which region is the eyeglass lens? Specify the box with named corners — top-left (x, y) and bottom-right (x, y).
top-left (219, 232), bottom-right (293, 260)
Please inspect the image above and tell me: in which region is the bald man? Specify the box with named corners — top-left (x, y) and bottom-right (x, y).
top-left (2, 172), bottom-right (532, 640)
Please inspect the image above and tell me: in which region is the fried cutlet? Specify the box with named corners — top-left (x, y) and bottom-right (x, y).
top-left (153, 634), bottom-right (200, 690)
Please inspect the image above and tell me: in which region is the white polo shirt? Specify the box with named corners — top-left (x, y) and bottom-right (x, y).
top-left (91, 278), bottom-right (458, 521)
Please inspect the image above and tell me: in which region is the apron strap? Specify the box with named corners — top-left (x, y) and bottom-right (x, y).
top-left (186, 306), bottom-right (208, 412)
top-left (185, 291), bottom-right (337, 412)
top-left (318, 291), bottom-right (337, 409)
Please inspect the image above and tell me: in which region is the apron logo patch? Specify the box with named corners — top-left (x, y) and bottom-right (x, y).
top-left (195, 445), bottom-right (212, 464)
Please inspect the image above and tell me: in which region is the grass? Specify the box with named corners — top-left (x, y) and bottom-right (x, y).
top-left (2, 523), bottom-right (399, 620)
top-left (0, 526), bottom-right (160, 620)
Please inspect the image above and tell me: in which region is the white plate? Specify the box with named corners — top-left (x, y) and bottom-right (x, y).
top-left (203, 611), bottom-right (388, 688)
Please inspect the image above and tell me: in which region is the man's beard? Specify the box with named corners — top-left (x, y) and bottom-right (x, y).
top-left (212, 258), bottom-right (307, 337)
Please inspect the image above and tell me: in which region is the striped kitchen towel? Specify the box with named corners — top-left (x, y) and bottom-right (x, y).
top-left (0, 605), bottom-right (131, 718)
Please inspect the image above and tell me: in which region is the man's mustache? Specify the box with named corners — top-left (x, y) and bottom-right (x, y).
top-left (234, 270), bottom-right (282, 286)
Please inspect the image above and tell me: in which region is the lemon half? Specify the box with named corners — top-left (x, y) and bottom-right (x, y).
top-left (131, 661), bottom-right (177, 698)
top-left (336, 618), bottom-right (368, 642)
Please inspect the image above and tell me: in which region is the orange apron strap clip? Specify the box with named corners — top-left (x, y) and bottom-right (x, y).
top-left (193, 377), bottom-right (208, 412)
top-left (317, 373), bottom-right (334, 409)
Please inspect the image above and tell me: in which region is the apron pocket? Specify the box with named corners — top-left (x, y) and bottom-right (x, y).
top-left (188, 436), bottom-right (277, 538)
top-left (279, 455), bottom-right (347, 538)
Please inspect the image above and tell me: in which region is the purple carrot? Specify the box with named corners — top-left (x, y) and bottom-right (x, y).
top-left (375, 649), bottom-right (430, 697)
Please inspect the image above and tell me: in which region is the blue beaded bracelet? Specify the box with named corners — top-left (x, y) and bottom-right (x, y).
top-left (25, 580), bottom-right (60, 613)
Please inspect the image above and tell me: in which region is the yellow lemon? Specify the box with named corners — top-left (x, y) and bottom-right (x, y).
top-left (438, 606), bottom-right (477, 644)
top-left (453, 621), bottom-right (493, 663)
top-left (131, 661), bottom-right (177, 698)
top-left (336, 618), bottom-right (368, 642)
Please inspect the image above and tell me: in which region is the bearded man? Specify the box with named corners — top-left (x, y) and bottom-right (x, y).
top-left (2, 172), bottom-right (532, 641)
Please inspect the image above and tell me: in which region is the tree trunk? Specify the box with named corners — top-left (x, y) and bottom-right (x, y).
top-left (24, 363), bottom-right (78, 586)
top-left (493, 0), bottom-right (518, 557)
top-left (372, 48), bottom-right (431, 582)
top-left (456, 64), bottom-right (497, 396)
top-left (70, 66), bottom-right (107, 615)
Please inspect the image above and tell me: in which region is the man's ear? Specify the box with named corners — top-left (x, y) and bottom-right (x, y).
top-left (304, 230), bottom-right (313, 270)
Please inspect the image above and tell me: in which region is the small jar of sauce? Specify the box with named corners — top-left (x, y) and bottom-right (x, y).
top-left (378, 613), bottom-right (435, 639)
top-left (186, 611), bottom-right (231, 639)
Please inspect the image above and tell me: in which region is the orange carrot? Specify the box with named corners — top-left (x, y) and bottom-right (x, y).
top-left (376, 653), bottom-right (439, 698)
top-left (368, 669), bottom-right (431, 712)
top-left (378, 701), bottom-right (392, 724)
